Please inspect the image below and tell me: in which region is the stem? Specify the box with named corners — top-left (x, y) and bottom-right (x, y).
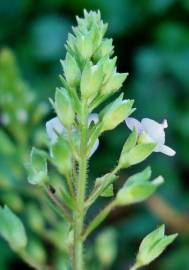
top-left (129, 262), bottom-right (141, 270)
top-left (45, 185), bottom-right (72, 223)
top-left (85, 165), bottom-right (120, 209)
top-left (73, 102), bottom-right (88, 270)
top-left (82, 201), bottom-right (115, 241)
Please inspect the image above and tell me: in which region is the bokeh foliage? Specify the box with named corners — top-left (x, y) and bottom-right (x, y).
top-left (0, 0), bottom-right (189, 269)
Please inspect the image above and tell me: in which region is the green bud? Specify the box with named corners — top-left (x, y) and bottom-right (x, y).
top-left (55, 88), bottom-right (75, 127)
top-left (50, 137), bottom-right (72, 176)
top-left (27, 239), bottom-right (46, 265)
top-left (95, 228), bottom-right (117, 267)
top-left (80, 61), bottom-right (103, 100)
top-left (100, 94), bottom-right (134, 132)
top-left (93, 38), bottom-right (114, 61)
top-left (98, 56), bottom-right (117, 84)
top-left (61, 53), bottom-right (81, 87)
top-left (28, 147), bottom-right (48, 186)
top-left (116, 167), bottom-right (164, 205)
top-left (74, 10), bottom-right (107, 61)
top-left (136, 225), bottom-right (177, 266)
top-left (0, 206), bottom-right (27, 251)
top-left (101, 72), bottom-right (128, 95)
top-left (119, 143), bottom-right (156, 168)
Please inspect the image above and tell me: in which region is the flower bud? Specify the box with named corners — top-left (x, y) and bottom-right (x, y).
top-left (98, 56), bottom-right (117, 84)
top-left (61, 53), bottom-right (81, 87)
top-left (55, 88), bottom-right (75, 127)
top-left (115, 167), bottom-right (164, 205)
top-left (93, 38), bottom-right (114, 61)
top-left (100, 94), bottom-right (134, 132)
top-left (27, 147), bottom-right (48, 186)
top-left (0, 206), bottom-right (27, 251)
top-left (136, 225), bottom-right (177, 266)
top-left (50, 137), bottom-right (72, 176)
top-left (101, 72), bottom-right (128, 96)
top-left (80, 61), bottom-right (103, 100)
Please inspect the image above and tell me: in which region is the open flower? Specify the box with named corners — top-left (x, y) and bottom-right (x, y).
top-left (125, 117), bottom-right (175, 156)
top-left (46, 114), bottom-right (99, 157)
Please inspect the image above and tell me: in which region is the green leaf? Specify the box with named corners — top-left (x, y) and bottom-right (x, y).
top-left (0, 206), bottom-right (27, 251)
top-left (86, 173), bottom-right (117, 207)
top-left (101, 184), bottom-right (114, 197)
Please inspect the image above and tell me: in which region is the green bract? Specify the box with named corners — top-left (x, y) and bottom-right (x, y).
top-left (27, 147), bottom-right (48, 186)
top-left (100, 94), bottom-right (134, 132)
top-left (61, 53), bottom-right (81, 87)
top-left (50, 137), bottom-right (72, 177)
top-left (80, 61), bottom-right (103, 101)
top-left (0, 206), bottom-right (27, 251)
top-left (136, 225), bottom-right (178, 266)
top-left (116, 167), bottom-right (164, 205)
top-left (55, 88), bottom-right (75, 127)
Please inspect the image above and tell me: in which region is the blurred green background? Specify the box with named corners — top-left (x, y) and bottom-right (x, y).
top-left (0, 0), bottom-right (189, 269)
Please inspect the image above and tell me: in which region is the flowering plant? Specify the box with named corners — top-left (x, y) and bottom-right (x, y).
top-left (0, 10), bottom-right (177, 270)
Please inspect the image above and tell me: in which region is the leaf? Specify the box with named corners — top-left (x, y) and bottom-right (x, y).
top-left (0, 206), bottom-right (27, 251)
top-left (119, 143), bottom-right (156, 168)
top-left (101, 184), bottom-right (114, 197)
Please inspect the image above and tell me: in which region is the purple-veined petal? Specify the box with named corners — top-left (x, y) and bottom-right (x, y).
top-left (155, 144), bottom-right (176, 156)
top-left (141, 118), bottom-right (165, 145)
top-left (89, 139), bottom-right (99, 158)
top-left (125, 117), bottom-right (143, 134)
top-left (46, 117), bottom-right (65, 144)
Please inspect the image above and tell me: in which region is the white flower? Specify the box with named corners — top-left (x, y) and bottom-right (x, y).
top-left (125, 117), bottom-right (176, 156)
top-left (46, 114), bottom-right (99, 157)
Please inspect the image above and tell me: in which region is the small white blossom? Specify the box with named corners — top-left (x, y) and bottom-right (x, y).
top-left (46, 117), bottom-right (65, 144)
top-left (46, 114), bottom-right (99, 157)
top-left (125, 117), bottom-right (175, 156)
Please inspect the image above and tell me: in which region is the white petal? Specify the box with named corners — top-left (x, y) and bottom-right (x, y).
top-left (155, 144), bottom-right (176, 156)
top-left (141, 118), bottom-right (165, 145)
top-left (125, 117), bottom-right (143, 134)
top-left (89, 139), bottom-right (99, 158)
top-left (46, 117), bottom-right (65, 144)
top-left (88, 113), bottom-right (99, 126)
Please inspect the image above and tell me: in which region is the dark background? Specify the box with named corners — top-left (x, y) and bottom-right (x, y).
top-left (0, 0), bottom-right (189, 269)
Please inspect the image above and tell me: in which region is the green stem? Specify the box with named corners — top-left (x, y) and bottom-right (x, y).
top-left (73, 102), bottom-right (88, 270)
top-left (85, 165), bottom-right (120, 209)
top-left (129, 262), bottom-right (140, 270)
top-left (45, 185), bottom-right (72, 223)
top-left (82, 201), bottom-right (115, 241)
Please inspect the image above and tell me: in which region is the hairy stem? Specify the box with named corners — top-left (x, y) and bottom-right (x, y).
top-left (73, 102), bottom-right (88, 270)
